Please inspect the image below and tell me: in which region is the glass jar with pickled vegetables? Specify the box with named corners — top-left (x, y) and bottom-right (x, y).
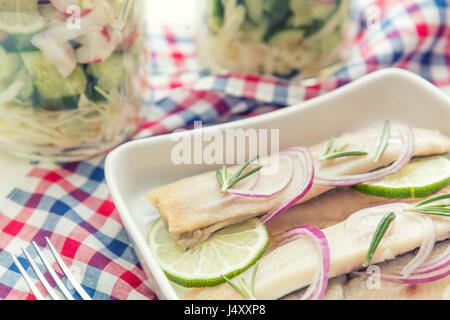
top-left (197, 0), bottom-right (355, 80)
top-left (0, 0), bottom-right (148, 161)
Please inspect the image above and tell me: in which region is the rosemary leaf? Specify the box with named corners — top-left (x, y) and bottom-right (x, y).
top-left (373, 120), bottom-right (391, 163)
top-left (415, 193), bottom-right (450, 207)
top-left (335, 143), bottom-right (349, 153)
top-left (216, 168), bottom-right (224, 186)
top-left (221, 275), bottom-right (250, 299)
top-left (230, 165), bottom-right (263, 185)
top-left (230, 156), bottom-right (258, 183)
top-left (321, 151), bottom-right (368, 161)
top-left (239, 278), bottom-right (252, 299)
top-left (324, 136), bottom-right (335, 155)
top-left (250, 261), bottom-right (259, 297)
top-left (405, 208), bottom-right (450, 217)
top-left (363, 212), bottom-right (396, 267)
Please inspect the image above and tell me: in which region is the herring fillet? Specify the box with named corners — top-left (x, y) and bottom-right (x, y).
top-left (283, 240), bottom-right (450, 300)
top-left (183, 204), bottom-right (450, 300)
top-left (264, 187), bottom-right (433, 252)
top-left (147, 128), bottom-right (450, 246)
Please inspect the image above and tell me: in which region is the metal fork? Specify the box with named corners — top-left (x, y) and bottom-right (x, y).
top-left (11, 237), bottom-right (92, 300)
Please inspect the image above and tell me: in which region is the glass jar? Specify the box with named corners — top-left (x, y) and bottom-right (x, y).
top-left (197, 0), bottom-right (355, 81)
top-left (0, 0), bottom-right (148, 161)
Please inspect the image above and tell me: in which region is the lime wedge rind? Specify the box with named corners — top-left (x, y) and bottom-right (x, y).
top-left (353, 156), bottom-right (450, 199)
top-left (147, 218), bottom-right (268, 288)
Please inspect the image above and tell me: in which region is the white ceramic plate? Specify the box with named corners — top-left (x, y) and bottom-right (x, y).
top-left (105, 68), bottom-right (450, 300)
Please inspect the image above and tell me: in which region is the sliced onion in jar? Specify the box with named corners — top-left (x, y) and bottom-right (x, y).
top-left (75, 26), bottom-right (123, 63)
top-left (315, 124), bottom-right (415, 187)
top-left (278, 226), bottom-right (330, 300)
top-left (261, 147), bottom-right (314, 224)
top-left (0, 80), bottom-right (25, 104)
top-left (43, 3), bottom-right (113, 42)
top-left (31, 34), bottom-right (77, 77)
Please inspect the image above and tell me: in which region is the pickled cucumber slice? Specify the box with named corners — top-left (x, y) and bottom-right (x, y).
top-left (20, 50), bottom-right (87, 100)
top-left (86, 52), bottom-right (126, 92)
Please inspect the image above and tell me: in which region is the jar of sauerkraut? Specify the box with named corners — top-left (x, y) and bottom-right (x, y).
top-left (0, 0), bottom-right (147, 161)
top-left (197, 0), bottom-right (355, 80)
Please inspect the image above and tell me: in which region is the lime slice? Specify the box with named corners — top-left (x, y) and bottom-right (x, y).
top-left (0, 0), bottom-right (46, 34)
top-left (148, 217), bottom-right (268, 288)
top-left (353, 156), bottom-right (450, 199)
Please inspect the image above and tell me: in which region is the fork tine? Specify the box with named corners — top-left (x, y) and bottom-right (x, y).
top-left (21, 248), bottom-right (60, 300)
top-left (45, 237), bottom-right (92, 300)
top-left (11, 254), bottom-right (44, 300)
top-left (32, 241), bottom-right (74, 300)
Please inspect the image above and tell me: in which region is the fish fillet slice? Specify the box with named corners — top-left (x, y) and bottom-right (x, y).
top-left (264, 187), bottom-right (450, 252)
top-left (284, 240), bottom-right (450, 300)
top-left (147, 128), bottom-right (450, 249)
top-left (183, 204), bottom-right (450, 300)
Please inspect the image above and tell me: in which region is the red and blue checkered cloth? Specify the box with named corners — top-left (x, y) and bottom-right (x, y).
top-left (1, 0), bottom-right (449, 300)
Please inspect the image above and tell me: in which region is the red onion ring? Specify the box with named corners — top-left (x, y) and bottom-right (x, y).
top-left (260, 147), bottom-right (314, 224)
top-left (374, 265), bottom-right (450, 284)
top-left (416, 246), bottom-right (450, 274)
top-left (400, 214), bottom-right (436, 276)
top-left (278, 226), bottom-right (330, 300)
top-left (315, 124), bottom-right (415, 187)
top-left (227, 155), bottom-right (294, 198)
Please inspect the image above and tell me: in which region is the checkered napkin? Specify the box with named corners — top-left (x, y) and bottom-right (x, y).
top-left (1, 0), bottom-right (449, 300)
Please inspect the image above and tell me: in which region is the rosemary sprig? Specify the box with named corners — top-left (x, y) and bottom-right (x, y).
top-left (373, 120), bottom-right (391, 163)
top-left (216, 156), bottom-right (263, 193)
top-left (403, 193), bottom-right (450, 217)
top-left (363, 212), bottom-right (396, 267)
top-left (221, 262), bottom-right (259, 300)
top-left (321, 151), bottom-right (368, 161)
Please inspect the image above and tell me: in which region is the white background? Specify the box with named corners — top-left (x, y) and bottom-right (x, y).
top-left (0, 0), bottom-right (449, 200)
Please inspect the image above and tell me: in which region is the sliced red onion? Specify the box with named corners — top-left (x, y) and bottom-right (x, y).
top-left (400, 214), bottom-right (436, 276)
top-left (227, 155), bottom-right (294, 198)
top-left (261, 147), bottom-right (314, 224)
top-left (278, 226), bottom-right (330, 300)
top-left (416, 245), bottom-right (450, 274)
top-left (377, 265), bottom-right (450, 284)
top-left (315, 124), bottom-right (415, 187)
